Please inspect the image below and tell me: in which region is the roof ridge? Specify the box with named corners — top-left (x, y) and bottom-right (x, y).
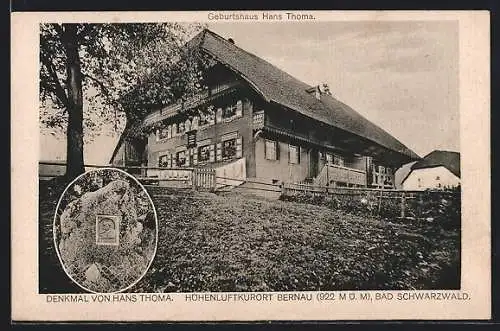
top-left (202, 29), bottom-right (315, 90)
top-left (426, 150), bottom-right (460, 156)
top-left (196, 28), bottom-right (421, 161)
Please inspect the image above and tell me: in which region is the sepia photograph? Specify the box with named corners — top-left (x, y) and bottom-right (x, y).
top-left (38, 20), bottom-right (462, 294)
top-left (51, 168), bottom-right (158, 293)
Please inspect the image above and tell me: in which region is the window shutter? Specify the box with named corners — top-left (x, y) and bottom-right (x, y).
top-left (172, 124), bottom-right (177, 137)
top-left (236, 137), bottom-right (243, 158)
top-left (193, 148), bottom-right (198, 165)
top-left (164, 153), bottom-right (169, 168)
top-left (172, 153), bottom-right (177, 168)
top-left (155, 129), bottom-right (160, 142)
top-left (185, 150), bottom-right (191, 167)
top-left (275, 141), bottom-right (280, 160)
top-left (192, 116), bottom-right (199, 129)
top-left (209, 144), bottom-right (215, 162)
top-left (216, 143), bottom-right (222, 161)
top-left (216, 108), bottom-right (223, 123)
top-left (185, 119), bottom-right (191, 132)
top-left (236, 100), bottom-right (243, 117)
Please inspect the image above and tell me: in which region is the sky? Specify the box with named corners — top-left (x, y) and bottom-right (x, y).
top-left (40, 20), bottom-right (459, 164)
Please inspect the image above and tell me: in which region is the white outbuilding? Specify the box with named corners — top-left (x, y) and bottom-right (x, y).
top-left (401, 150), bottom-right (460, 190)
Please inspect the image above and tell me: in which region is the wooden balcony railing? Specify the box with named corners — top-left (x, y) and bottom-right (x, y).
top-left (314, 163), bottom-right (366, 187)
top-left (143, 81), bottom-right (240, 125)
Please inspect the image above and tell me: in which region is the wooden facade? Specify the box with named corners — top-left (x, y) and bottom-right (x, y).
top-left (111, 29), bottom-right (419, 188)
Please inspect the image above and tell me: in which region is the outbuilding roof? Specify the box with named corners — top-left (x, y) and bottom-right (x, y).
top-left (410, 150), bottom-right (460, 178)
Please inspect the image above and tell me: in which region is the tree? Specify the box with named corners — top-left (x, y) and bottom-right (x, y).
top-left (40, 23), bottom-right (206, 180)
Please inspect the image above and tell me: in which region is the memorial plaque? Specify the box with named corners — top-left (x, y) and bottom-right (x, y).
top-left (95, 215), bottom-right (121, 246)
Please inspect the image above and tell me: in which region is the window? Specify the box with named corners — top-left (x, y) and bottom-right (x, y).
top-left (158, 127), bottom-right (169, 140)
top-left (223, 104), bottom-right (237, 119)
top-left (178, 122), bottom-right (185, 135)
top-left (265, 140), bottom-right (278, 160)
top-left (222, 138), bottom-right (237, 159)
top-left (334, 154), bottom-right (344, 167)
top-left (199, 106), bottom-right (215, 127)
top-left (199, 113), bottom-right (208, 126)
top-left (159, 154), bottom-right (170, 167)
top-left (176, 150), bottom-right (187, 167)
top-left (198, 145), bottom-right (211, 162)
top-left (289, 145), bottom-right (300, 164)
top-left (436, 176), bottom-right (440, 180)
top-left (326, 153), bottom-right (333, 164)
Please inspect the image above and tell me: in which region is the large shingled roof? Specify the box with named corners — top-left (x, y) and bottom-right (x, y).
top-left (411, 150), bottom-right (460, 178)
top-left (193, 29), bottom-right (420, 161)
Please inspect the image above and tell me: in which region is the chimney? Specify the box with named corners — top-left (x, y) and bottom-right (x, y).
top-left (322, 83), bottom-right (331, 95)
top-left (227, 38), bottom-right (235, 44)
top-left (306, 85), bottom-right (322, 100)
top-left (314, 86), bottom-right (321, 100)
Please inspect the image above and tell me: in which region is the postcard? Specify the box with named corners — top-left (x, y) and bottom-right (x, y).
top-left (11, 10), bottom-right (490, 321)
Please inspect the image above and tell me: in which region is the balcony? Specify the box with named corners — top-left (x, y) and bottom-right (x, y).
top-left (315, 164), bottom-right (366, 187)
top-left (143, 91), bottom-right (210, 126)
top-left (143, 81), bottom-right (241, 126)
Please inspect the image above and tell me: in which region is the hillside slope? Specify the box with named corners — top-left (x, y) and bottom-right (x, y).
top-left (39, 183), bottom-right (460, 293)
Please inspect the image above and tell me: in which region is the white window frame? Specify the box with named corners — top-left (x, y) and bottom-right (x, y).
top-left (222, 137), bottom-right (237, 160)
top-left (158, 153), bottom-right (170, 168)
top-left (288, 144), bottom-right (300, 164)
top-left (176, 150), bottom-right (187, 167)
top-left (198, 144), bottom-right (211, 163)
top-left (265, 139), bottom-right (278, 161)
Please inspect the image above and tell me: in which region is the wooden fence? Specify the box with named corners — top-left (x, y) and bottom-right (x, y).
top-left (38, 162), bottom-right (216, 191)
top-left (38, 162), bottom-right (460, 220)
top-left (192, 168), bottom-right (217, 191)
top-left (281, 182), bottom-right (460, 219)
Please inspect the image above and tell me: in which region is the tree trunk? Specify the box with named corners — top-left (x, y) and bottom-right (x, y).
top-left (63, 24), bottom-right (85, 180)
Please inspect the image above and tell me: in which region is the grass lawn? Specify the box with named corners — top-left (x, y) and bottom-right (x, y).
top-left (39, 183), bottom-right (460, 293)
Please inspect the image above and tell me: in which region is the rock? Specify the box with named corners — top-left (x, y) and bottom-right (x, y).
top-left (55, 171), bottom-right (158, 293)
top-left (85, 263), bottom-right (101, 283)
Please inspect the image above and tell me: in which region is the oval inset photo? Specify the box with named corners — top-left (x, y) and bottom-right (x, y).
top-left (53, 168), bottom-right (158, 293)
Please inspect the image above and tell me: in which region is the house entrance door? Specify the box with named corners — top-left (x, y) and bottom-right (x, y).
top-left (309, 149), bottom-right (319, 178)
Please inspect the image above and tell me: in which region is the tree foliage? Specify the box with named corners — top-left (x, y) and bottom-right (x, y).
top-left (39, 23), bottom-right (207, 178)
top-left (40, 23), bottom-right (205, 136)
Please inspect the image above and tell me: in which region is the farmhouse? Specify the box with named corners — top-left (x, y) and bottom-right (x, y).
top-left (110, 29), bottom-right (420, 188)
top-left (401, 150), bottom-right (460, 190)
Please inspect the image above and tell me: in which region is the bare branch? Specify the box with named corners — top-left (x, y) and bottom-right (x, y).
top-left (40, 53), bottom-right (69, 107)
top-left (82, 72), bottom-right (120, 109)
